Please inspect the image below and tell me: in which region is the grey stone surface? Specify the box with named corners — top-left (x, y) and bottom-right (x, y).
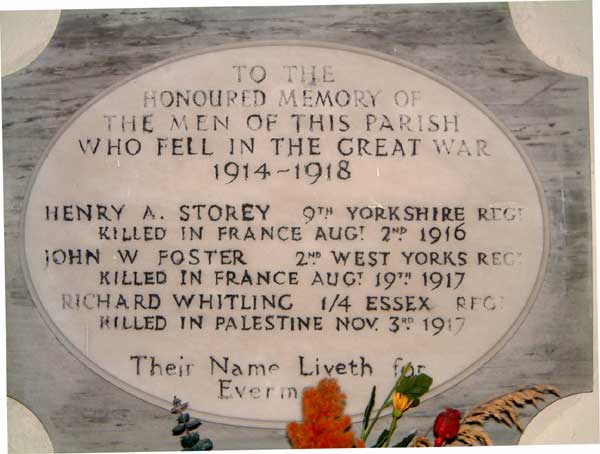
top-left (2, 3), bottom-right (592, 451)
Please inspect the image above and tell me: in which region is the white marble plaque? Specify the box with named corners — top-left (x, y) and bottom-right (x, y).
top-left (22, 43), bottom-right (548, 427)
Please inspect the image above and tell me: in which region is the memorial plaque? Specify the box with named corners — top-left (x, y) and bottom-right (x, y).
top-left (3, 3), bottom-right (594, 451)
top-left (23, 42), bottom-right (548, 426)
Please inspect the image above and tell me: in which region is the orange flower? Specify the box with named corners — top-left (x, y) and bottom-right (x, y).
top-left (392, 392), bottom-right (413, 416)
top-left (287, 379), bottom-right (364, 449)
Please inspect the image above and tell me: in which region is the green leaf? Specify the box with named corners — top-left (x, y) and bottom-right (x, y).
top-left (412, 374), bottom-right (433, 394)
top-left (362, 386), bottom-right (376, 433)
top-left (192, 439), bottom-right (213, 451)
top-left (185, 418), bottom-right (202, 431)
top-left (372, 429), bottom-right (390, 448)
top-left (396, 373), bottom-right (433, 400)
top-left (393, 431), bottom-right (417, 448)
top-left (172, 423), bottom-right (186, 436)
top-left (181, 432), bottom-right (200, 449)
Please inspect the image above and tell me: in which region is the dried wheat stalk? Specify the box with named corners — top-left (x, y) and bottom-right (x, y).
top-left (412, 436), bottom-right (432, 447)
top-left (449, 384), bottom-right (560, 446)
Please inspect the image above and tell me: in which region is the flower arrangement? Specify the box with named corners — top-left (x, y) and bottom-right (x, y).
top-left (167, 366), bottom-right (559, 450)
top-left (287, 363), bottom-right (559, 448)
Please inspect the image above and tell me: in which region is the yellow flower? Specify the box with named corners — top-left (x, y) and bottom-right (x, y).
top-left (392, 392), bottom-right (413, 416)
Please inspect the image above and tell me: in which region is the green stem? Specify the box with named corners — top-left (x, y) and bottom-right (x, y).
top-left (383, 413), bottom-right (400, 448)
top-left (361, 388), bottom-right (393, 441)
top-left (361, 363), bottom-right (413, 442)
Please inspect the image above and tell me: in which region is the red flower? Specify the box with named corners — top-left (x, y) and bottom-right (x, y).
top-left (433, 408), bottom-right (461, 447)
top-left (287, 379), bottom-right (363, 448)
